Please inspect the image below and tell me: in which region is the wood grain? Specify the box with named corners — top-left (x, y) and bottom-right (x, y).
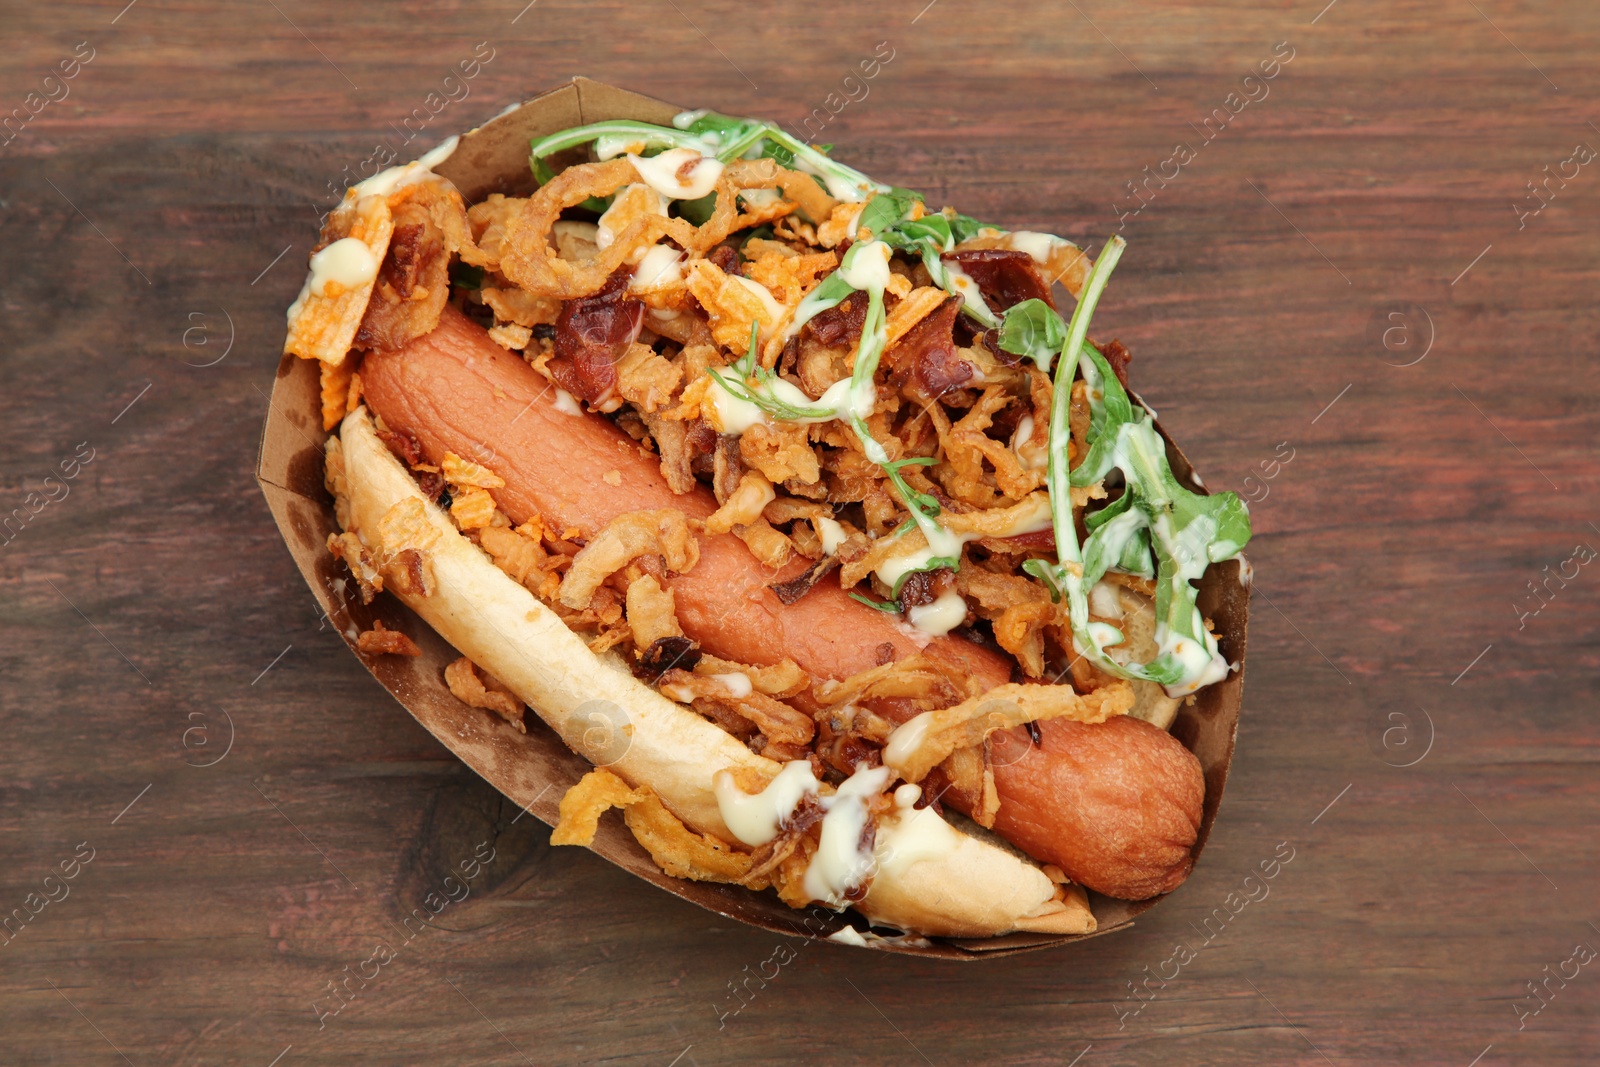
top-left (2, 0), bottom-right (1597, 1063)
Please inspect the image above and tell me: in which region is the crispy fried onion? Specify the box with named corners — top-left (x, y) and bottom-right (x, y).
top-left (355, 180), bottom-right (473, 353)
top-left (815, 652), bottom-right (981, 713)
top-left (551, 768), bottom-right (754, 883)
top-left (356, 620), bottom-right (420, 657)
top-left (558, 509), bottom-right (699, 609)
top-left (326, 530), bottom-right (383, 603)
top-left (884, 681), bottom-right (1135, 784)
top-left (739, 421), bottom-right (821, 485)
top-left (625, 572), bottom-right (681, 649)
top-left (475, 520), bottom-right (562, 603)
top-left (956, 564), bottom-right (1057, 678)
top-left (500, 157), bottom-right (837, 302)
top-left (706, 470), bottom-right (776, 536)
top-left (658, 668), bottom-right (815, 749)
top-left (444, 655), bottom-right (525, 732)
top-left (932, 385), bottom-right (1045, 507)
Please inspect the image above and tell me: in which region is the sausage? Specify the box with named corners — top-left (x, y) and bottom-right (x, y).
top-left (359, 305), bottom-right (1203, 898)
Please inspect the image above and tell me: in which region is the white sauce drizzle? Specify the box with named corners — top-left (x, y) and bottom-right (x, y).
top-left (732, 276), bottom-right (787, 334)
top-left (1004, 230), bottom-right (1069, 266)
top-left (804, 764), bottom-right (892, 905)
top-left (626, 147), bottom-right (724, 201)
top-left (350, 135), bottom-right (459, 200)
top-left (815, 516), bottom-right (846, 555)
top-left (713, 671), bottom-right (754, 698)
top-left (940, 260), bottom-right (997, 321)
top-left (631, 244), bottom-right (684, 290)
top-left (552, 389), bottom-right (583, 416)
top-left (881, 714), bottom-right (932, 775)
top-left (714, 761), bottom-right (819, 847)
top-left (873, 802), bottom-right (962, 879)
top-left (793, 153), bottom-right (873, 202)
top-left (827, 926), bottom-right (869, 946)
top-left (905, 589), bottom-right (967, 636)
top-left (306, 237), bottom-right (378, 295)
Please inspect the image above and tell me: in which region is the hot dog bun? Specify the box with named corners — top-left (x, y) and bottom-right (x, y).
top-left (330, 406), bottom-right (1093, 937)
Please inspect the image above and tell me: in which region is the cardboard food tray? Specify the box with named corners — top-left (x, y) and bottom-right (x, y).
top-left (256, 77), bottom-right (1251, 959)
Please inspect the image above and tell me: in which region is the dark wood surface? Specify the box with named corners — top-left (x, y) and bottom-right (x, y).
top-left (3, 1), bottom-right (1597, 1063)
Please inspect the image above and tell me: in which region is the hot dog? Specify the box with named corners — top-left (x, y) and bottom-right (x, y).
top-left (289, 105), bottom-right (1250, 939)
top-left (361, 304), bottom-right (1205, 899)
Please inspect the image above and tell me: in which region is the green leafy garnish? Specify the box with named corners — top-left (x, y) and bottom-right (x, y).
top-left (449, 262), bottom-right (486, 290)
top-left (995, 298), bottom-right (1067, 370)
top-left (849, 591), bottom-right (901, 613)
top-left (1026, 235), bottom-right (1252, 694)
top-left (527, 112), bottom-right (888, 208)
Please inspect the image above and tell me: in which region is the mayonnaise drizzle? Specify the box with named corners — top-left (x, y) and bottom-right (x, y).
top-left (350, 135), bottom-right (459, 200)
top-left (626, 147), bottom-right (724, 201)
top-left (905, 590), bottom-right (967, 637)
top-left (304, 237), bottom-right (378, 296)
top-left (713, 761), bottom-right (819, 847)
top-left (713, 671), bottom-right (753, 698)
top-left (804, 764), bottom-right (892, 905)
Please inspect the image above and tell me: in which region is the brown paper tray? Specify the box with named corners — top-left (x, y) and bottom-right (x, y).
top-left (256, 77), bottom-right (1250, 959)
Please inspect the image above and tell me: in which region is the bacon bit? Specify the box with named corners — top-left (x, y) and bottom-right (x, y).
top-left (767, 555), bottom-right (838, 605)
top-left (356, 620), bottom-right (421, 657)
top-left (940, 248), bottom-right (1054, 311)
top-left (550, 268), bottom-right (644, 403)
top-left (897, 567), bottom-right (955, 610)
top-left (635, 635), bottom-right (702, 679)
top-left (376, 427), bottom-right (424, 467)
top-left (884, 295), bottom-right (971, 401)
top-left (805, 293), bottom-right (868, 347)
top-left (414, 470), bottom-right (447, 502)
top-left (875, 642), bottom-right (897, 666)
top-left (444, 656), bottom-right (524, 731)
top-left (1095, 337), bottom-right (1133, 389)
top-left (707, 242), bottom-right (741, 276)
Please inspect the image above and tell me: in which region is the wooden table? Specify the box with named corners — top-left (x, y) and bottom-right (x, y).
top-left (3, 1), bottom-right (1595, 1063)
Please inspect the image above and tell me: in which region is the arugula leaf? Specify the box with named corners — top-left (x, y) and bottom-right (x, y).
top-left (947, 210), bottom-right (995, 243)
top-left (1025, 235), bottom-right (1252, 693)
top-left (675, 192), bottom-right (718, 226)
top-left (849, 591), bottom-right (902, 613)
top-left (995, 299), bottom-right (1066, 370)
top-left (449, 262), bottom-right (486, 290)
top-left (856, 187), bottom-right (922, 236)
